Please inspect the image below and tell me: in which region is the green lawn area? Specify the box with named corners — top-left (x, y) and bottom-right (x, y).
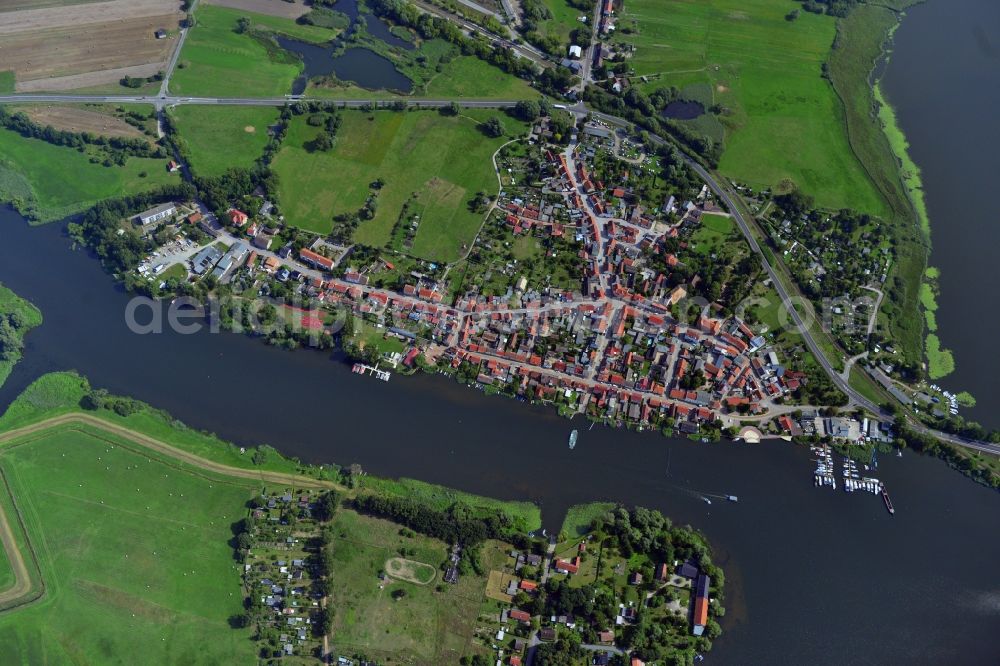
top-left (0, 128), bottom-right (179, 223)
top-left (170, 105), bottom-right (279, 177)
top-left (0, 71), bottom-right (15, 94)
top-left (423, 56), bottom-right (539, 99)
top-left (0, 426), bottom-right (257, 663)
top-left (326, 508), bottom-right (486, 663)
top-left (170, 5), bottom-right (319, 97)
top-left (616, 0), bottom-right (888, 216)
top-left (536, 0), bottom-right (587, 49)
top-left (271, 109), bottom-right (525, 261)
top-left (691, 212), bottom-right (735, 254)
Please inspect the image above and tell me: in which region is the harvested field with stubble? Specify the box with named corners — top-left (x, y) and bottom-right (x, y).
top-left (14, 105), bottom-right (149, 140)
top-left (0, 0), bottom-right (183, 91)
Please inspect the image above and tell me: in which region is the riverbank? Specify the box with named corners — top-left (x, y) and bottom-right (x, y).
top-left (0, 285), bottom-right (41, 390)
top-left (825, 0), bottom-right (927, 371)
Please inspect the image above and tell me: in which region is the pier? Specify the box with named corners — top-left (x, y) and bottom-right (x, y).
top-left (352, 363), bottom-right (391, 381)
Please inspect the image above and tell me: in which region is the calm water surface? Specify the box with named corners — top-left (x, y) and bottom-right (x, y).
top-left (881, 0), bottom-right (1000, 427)
top-left (0, 209), bottom-right (997, 663)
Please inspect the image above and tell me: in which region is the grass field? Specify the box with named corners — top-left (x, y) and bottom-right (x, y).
top-left (327, 508), bottom-right (486, 663)
top-left (0, 372), bottom-right (339, 483)
top-left (535, 0), bottom-right (586, 49)
top-left (170, 5), bottom-right (318, 97)
top-left (423, 56), bottom-right (539, 99)
top-left (0, 425), bottom-right (257, 663)
top-left (169, 105), bottom-right (279, 177)
top-left (615, 0), bottom-right (887, 217)
top-left (271, 109), bottom-right (525, 261)
top-left (0, 71), bottom-right (15, 93)
top-left (0, 127), bottom-right (179, 222)
top-left (691, 212), bottom-right (735, 254)
top-left (826, 2), bottom-right (925, 367)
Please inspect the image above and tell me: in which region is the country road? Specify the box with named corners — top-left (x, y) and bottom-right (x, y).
top-left (0, 94), bottom-right (522, 108)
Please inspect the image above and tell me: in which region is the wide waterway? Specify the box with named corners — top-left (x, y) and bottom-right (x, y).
top-left (880, 0), bottom-right (1000, 428)
top-left (0, 208), bottom-right (997, 663)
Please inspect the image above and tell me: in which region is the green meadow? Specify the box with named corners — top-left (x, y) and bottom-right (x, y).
top-left (536, 0), bottom-right (587, 49)
top-left (171, 5), bottom-right (340, 98)
top-left (0, 425), bottom-right (257, 663)
top-left (615, 0), bottom-right (887, 217)
top-left (169, 105), bottom-right (280, 177)
top-left (0, 128), bottom-right (178, 223)
top-left (326, 508), bottom-right (487, 663)
top-left (271, 109), bottom-right (525, 261)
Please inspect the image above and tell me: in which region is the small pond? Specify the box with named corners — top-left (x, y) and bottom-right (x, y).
top-left (276, 36), bottom-right (413, 95)
top-left (662, 100), bottom-right (705, 120)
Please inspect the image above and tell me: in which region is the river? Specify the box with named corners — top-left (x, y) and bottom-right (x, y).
top-left (0, 208), bottom-right (997, 663)
top-left (880, 0), bottom-right (1000, 428)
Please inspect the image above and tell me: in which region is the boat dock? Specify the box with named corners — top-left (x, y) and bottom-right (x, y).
top-left (811, 445), bottom-right (896, 514)
top-left (352, 363), bottom-right (391, 381)
top-left (811, 444), bottom-right (836, 489)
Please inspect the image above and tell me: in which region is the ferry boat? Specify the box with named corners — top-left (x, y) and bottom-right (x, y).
top-left (882, 488), bottom-right (895, 515)
top-left (568, 429), bottom-right (578, 449)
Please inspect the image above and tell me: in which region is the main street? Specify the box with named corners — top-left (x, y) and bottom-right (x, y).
top-left (0, 64), bottom-right (995, 458)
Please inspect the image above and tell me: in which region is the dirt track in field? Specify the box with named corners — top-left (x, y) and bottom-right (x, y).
top-left (0, 412), bottom-right (338, 610)
top-left (204, 0), bottom-right (310, 19)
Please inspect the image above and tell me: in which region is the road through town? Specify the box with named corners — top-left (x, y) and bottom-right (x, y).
top-left (0, 94), bottom-right (995, 457)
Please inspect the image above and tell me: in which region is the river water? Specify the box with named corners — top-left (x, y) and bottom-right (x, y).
top-left (0, 208), bottom-right (997, 663)
top-left (880, 0), bottom-right (1000, 428)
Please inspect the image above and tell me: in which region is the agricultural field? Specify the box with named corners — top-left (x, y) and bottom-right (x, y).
top-left (169, 105), bottom-right (280, 177)
top-left (170, 5), bottom-right (341, 98)
top-left (0, 424), bottom-right (257, 663)
top-left (614, 0), bottom-right (887, 217)
top-left (11, 103), bottom-right (157, 140)
top-left (271, 109), bottom-right (526, 262)
top-left (0, 127), bottom-right (179, 222)
top-left (0, 0), bottom-right (183, 92)
top-left (326, 508), bottom-right (488, 664)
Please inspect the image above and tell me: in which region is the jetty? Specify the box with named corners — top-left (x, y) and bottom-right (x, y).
top-left (352, 363), bottom-right (391, 381)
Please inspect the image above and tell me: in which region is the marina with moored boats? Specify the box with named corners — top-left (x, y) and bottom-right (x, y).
top-left (810, 444), bottom-right (895, 515)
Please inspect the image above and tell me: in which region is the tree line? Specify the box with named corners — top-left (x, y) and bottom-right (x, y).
top-left (351, 493), bottom-right (520, 545)
top-left (0, 106), bottom-right (165, 161)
